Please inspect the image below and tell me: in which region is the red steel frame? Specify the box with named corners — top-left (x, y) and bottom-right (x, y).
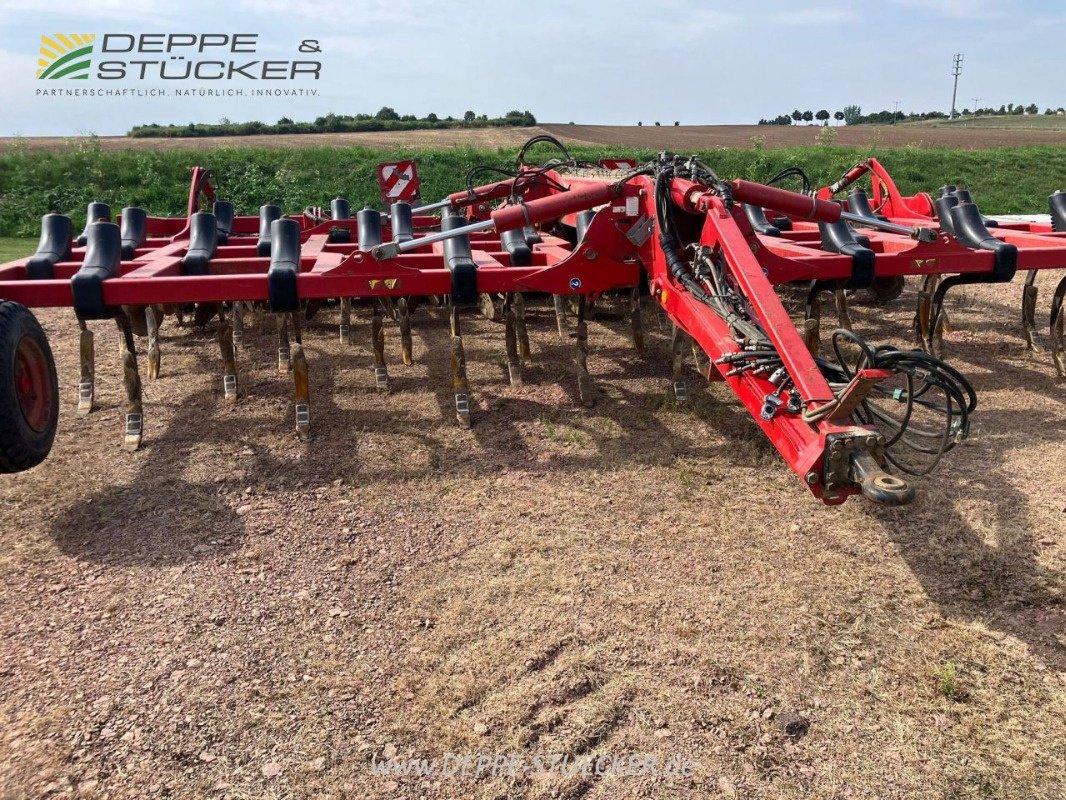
top-left (2, 159), bottom-right (1065, 504)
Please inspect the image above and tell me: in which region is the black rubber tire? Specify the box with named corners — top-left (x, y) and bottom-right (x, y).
top-left (866, 276), bottom-right (906, 304)
top-left (0, 301), bottom-right (59, 473)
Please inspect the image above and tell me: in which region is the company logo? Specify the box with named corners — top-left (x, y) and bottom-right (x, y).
top-left (37, 34), bottom-right (95, 80)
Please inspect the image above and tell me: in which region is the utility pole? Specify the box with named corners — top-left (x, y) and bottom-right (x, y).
top-left (893, 99), bottom-right (901, 123)
top-left (950, 53), bottom-right (964, 119)
top-left (970, 97), bottom-right (981, 126)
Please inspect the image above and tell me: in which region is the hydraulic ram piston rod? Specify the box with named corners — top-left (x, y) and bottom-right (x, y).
top-left (728, 179), bottom-right (938, 242)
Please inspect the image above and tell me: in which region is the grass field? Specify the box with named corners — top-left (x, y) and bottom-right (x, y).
top-left (1, 139), bottom-right (1064, 238)
top-left (0, 237), bottom-right (32, 261)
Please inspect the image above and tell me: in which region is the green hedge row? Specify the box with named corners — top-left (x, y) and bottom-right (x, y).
top-left (1, 140), bottom-right (1062, 237)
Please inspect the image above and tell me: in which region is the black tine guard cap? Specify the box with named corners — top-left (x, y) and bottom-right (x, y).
top-left (441, 214), bottom-right (477, 305)
top-left (257, 204), bottom-right (281, 257)
top-left (1050, 190), bottom-right (1066, 232)
top-left (818, 220), bottom-right (874, 288)
top-left (949, 202), bottom-right (1016, 281)
top-left (742, 203), bottom-right (781, 236)
top-left (71, 222), bottom-right (121, 319)
top-left (331, 197), bottom-right (351, 221)
top-left (76, 201), bottom-right (111, 246)
top-left (935, 195), bottom-right (959, 236)
top-left (182, 212), bottom-right (218, 276)
top-left (120, 206), bottom-right (147, 260)
top-left (357, 207), bottom-right (383, 252)
top-left (390, 202), bottom-right (414, 243)
top-left (500, 227), bottom-right (532, 267)
top-left (26, 214), bottom-right (73, 279)
top-left (267, 218), bottom-right (301, 312)
top-left (213, 201), bottom-right (234, 242)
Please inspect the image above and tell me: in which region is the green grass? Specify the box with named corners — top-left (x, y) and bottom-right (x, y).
top-left (0, 238), bottom-right (34, 261)
top-left (936, 660), bottom-right (961, 699)
top-left (1, 138), bottom-right (1063, 237)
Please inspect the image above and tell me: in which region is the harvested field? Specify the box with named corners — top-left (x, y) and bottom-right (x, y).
top-left (0, 128), bottom-right (548, 154)
top-left (0, 276), bottom-right (1063, 798)
top-left (541, 123), bottom-right (1066, 151)
top-left (3, 120), bottom-right (1064, 154)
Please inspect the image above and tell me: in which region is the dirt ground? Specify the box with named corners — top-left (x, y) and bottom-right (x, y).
top-left (0, 281), bottom-right (1063, 799)
top-left (3, 121), bottom-right (1063, 153)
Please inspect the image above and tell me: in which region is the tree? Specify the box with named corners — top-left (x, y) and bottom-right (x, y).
top-left (801, 110), bottom-right (814, 123)
top-left (841, 105), bottom-right (862, 125)
top-left (425, 112), bottom-right (439, 122)
top-left (463, 110), bottom-right (476, 124)
top-left (1025, 103), bottom-right (1039, 115)
top-left (834, 111), bottom-right (845, 124)
top-left (791, 109), bottom-right (802, 122)
top-left (375, 106), bottom-right (400, 121)
top-left (815, 109), bottom-right (830, 125)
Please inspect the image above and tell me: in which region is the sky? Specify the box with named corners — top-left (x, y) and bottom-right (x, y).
top-left (0, 0), bottom-right (1062, 136)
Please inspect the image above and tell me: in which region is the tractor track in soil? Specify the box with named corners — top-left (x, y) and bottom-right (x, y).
top-left (0, 284), bottom-right (1063, 799)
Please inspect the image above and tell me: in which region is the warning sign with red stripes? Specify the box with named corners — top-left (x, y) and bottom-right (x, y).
top-left (598, 158), bottom-right (638, 171)
top-left (376, 160), bottom-right (421, 204)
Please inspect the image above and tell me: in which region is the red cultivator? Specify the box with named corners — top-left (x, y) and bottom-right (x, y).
top-left (1, 136), bottom-right (1063, 506)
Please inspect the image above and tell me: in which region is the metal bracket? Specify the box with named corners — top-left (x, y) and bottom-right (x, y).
top-left (625, 215), bottom-right (655, 247)
top-left (295, 403), bottom-right (310, 426)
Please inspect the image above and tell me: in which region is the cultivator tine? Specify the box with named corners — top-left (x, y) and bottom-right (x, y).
top-left (574, 296), bottom-right (595, 407)
top-left (513, 292), bottom-right (531, 359)
top-left (397, 297), bottom-right (414, 366)
top-left (657, 308), bottom-right (669, 331)
top-left (372, 301), bottom-right (389, 391)
top-left (276, 314), bottom-right (291, 372)
top-left (116, 312), bottom-right (143, 452)
top-left (76, 317), bottom-right (95, 416)
top-left (670, 324), bottom-right (689, 403)
top-left (145, 305), bottom-right (161, 379)
top-left (504, 296), bottom-right (522, 385)
top-left (217, 308), bottom-right (238, 403)
top-left (449, 304), bottom-right (471, 426)
top-left (339, 297), bottom-right (352, 344)
top-left (292, 342), bottom-right (311, 441)
top-left (553, 294), bottom-right (567, 336)
top-left (691, 340), bottom-right (710, 378)
top-left (914, 275), bottom-right (936, 349)
top-left (1051, 275), bottom-right (1066, 378)
top-left (479, 293), bottom-right (502, 322)
top-left (833, 288), bottom-right (853, 331)
top-left (630, 287), bottom-right (646, 354)
top-left (1022, 271), bottom-right (1040, 351)
top-left (927, 283), bottom-right (949, 359)
top-left (231, 302), bottom-right (244, 348)
top-left (803, 283), bottom-right (823, 356)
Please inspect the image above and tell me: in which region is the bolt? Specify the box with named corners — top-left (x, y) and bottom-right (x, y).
top-left (583, 248), bottom-right (598, 260)
top-left (805, 471), bottom-right (819, 485)
top-left (866, 435), bottom-right (879, 447)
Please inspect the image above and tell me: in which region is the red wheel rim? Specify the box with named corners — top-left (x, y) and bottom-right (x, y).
top-left (14, 336), bottom-right (52, 433)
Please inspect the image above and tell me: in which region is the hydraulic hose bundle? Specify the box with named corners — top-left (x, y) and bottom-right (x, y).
top-left (652, 154), bottom-right (977, 479)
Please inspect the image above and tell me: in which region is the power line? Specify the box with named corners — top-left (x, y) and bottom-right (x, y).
top-left (950, 53), bottom-right (964, 119)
